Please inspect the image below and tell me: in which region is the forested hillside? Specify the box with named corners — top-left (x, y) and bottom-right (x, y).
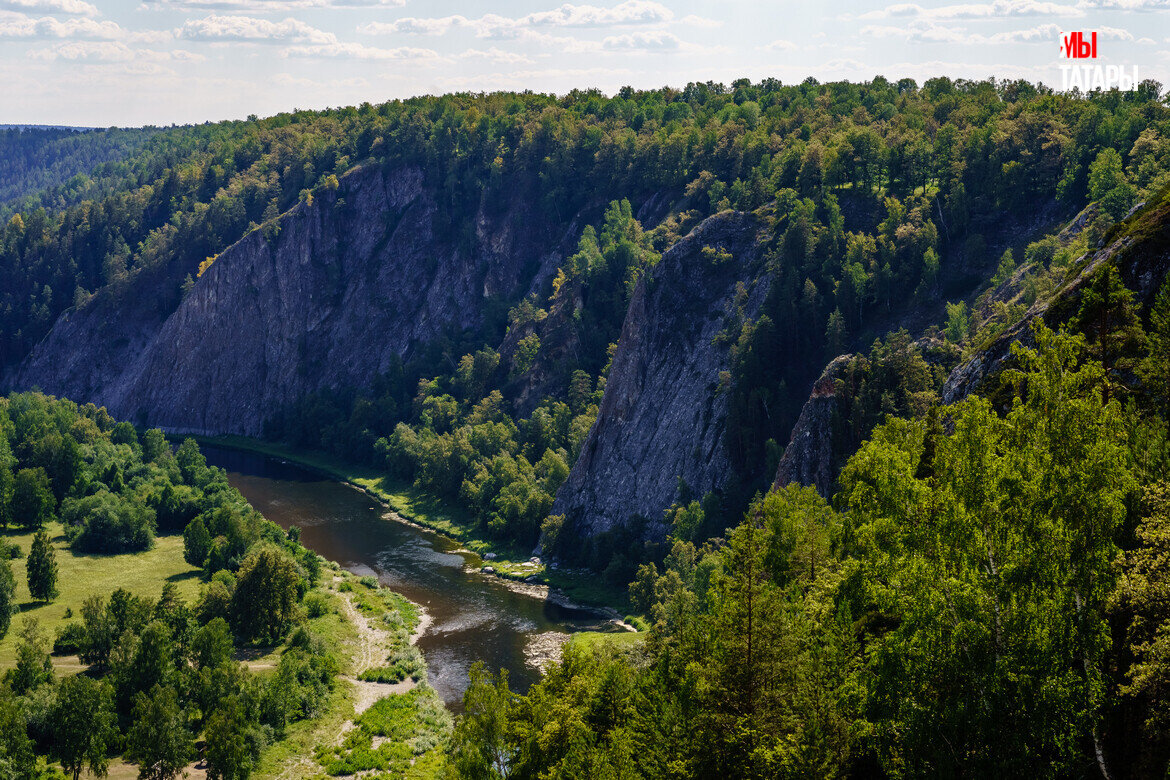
top-left (0, 126), bottom-right (160, 217)
top-left (0, 392), bottom-right (430, 779)
top-left (3, 75), bottom-right (1170, 778)
top-left (8, 77), bottom-right (1170, 581)
top-left (447, 197), bottom-right (1170, 778)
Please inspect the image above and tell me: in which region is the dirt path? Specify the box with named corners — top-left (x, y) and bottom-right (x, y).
top-left (337, 587), bottom-right (416, 713)
top-left (268, 581), bottom-right (420, 780)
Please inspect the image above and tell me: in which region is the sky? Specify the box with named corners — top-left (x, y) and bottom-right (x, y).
top-left (1, 0), bottom-right (1168, 127)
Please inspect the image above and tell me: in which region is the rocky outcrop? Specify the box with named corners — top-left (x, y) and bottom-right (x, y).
top-left (9, 164), bottom-right (573, 434)
top-left (943, 205), bottom-right (1170, 404)
top-left (771, 355), bottom-right (853, 496)
top-left (551, 211), bottom-right (770, 538)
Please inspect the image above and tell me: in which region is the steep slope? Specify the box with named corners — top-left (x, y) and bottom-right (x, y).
top-left (943, 196), bottom-right (1170, 404)
top-left (551, 211), bottom-right (770, 538)
top-left (10, 164), bottom-right (573, 434)
top-left (774, 192), bottom-right (1170, 499)
top-left (770, 355), bottom-right (853, 497)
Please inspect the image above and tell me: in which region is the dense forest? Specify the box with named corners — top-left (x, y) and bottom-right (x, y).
top-left (447, 264), bottom-right (1170, 778)
top-left (4, 75), bottom-right (1170, 778)
top-left (0, 393), bottom-right (452, 779)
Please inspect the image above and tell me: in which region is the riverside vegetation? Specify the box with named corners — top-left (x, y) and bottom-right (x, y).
top-left (0, 393), bottom-right (450, 779)
top-left (3, 76), bottom-right (1170, 777)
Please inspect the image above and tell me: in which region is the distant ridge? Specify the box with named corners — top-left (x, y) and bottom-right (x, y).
top-left (0, 124), bottom-right (97, 132)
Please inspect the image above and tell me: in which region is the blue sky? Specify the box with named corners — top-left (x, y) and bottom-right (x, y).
top-left (2, 0), bottom-right (1168, 126)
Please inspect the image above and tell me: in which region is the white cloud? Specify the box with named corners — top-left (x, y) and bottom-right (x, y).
top-left (178, 15), bottom-right (335, 44)
top-left (861, 20), bottom-right (1095, 44)
top-left (30, 40), bottom-right (200, 62)
top-left (0, 14), bottom-right (171, 42)
top-left (857, 0), bottom-right (1084, 20)
top-left (143, 0), bottom-right (403, 10)
top-left (679, 14), bottom-right (720, 28)
top-left (458, 47), bottom-right (535, 64)
top-left (280, 41), bottom-right (443, 60)
top-left (0, 15), bottom-right (121, 38)
top-left (601, 29), bottom-right (680, 50)
top-left (0, 0), bottom-right (97, 17)
top-left (1078, 0), bottom-right (1168, 9)
top-left (360, 15), bottom-right (467, 36)
top-left (761, 39), bottom-right (797, 51)
top-left (272, 72), bottom-right (367, 87)
top-left (516, 1), bottom-right (673, 28)
top-left (362, 2), bottom-right (675, 38)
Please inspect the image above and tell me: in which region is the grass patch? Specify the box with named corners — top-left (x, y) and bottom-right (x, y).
top-left (359, 646), bottom-right (426, 684)
top-left (254, 583), bottom-right (358, 779)
top-left (314, 685), bottom-right (450, 777)
top-left (0, 522), bottom-right (201, 668)
top-left (566, 630), bottom-right (645, 654)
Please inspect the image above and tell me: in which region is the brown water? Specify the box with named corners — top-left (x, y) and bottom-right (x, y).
top-left (201, 445), bottom-right (604, 708)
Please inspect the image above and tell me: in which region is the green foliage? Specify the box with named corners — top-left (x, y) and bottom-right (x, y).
top-left (204, 697), bottom-right (261, 780)
top-left (1074, 262), bottom-right (1146, 401)
top-left (316, 686), bottom-right (450, 776)
top-left (10, 468), bottom-right (53, 530)
top-left (50, 674), bottom-right (117, 780)
top-left (126, 685), bottom-right (195, 780)
top-left (5, 618), bottom-right (52, 695)
top-left (945, 300), bottom-right (969, 343)
top-left (452, 319), bottom-right (1170, 777)
top-left (0, 549), bottom-right (14, 641)
top-left (1089, 147), bottom-right (1135, 219)
top-left (183, 516), bottom-right (211, 568)
top-left (1140, 272), bottom-right (1170, 422)
top-left (447, 663), bottom-right (514, 779)
top-left (358, 645), bottom-right (425, 684)
top-left (230, 545), bottom-right (300, 644)
top-left (25, 529), bottom-right (57, 602)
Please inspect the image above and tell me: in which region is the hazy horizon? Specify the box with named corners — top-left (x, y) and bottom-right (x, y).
top-left (2, 0), bottom-right (1168, 128)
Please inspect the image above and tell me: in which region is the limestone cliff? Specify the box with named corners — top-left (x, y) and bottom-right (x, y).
top-left (771, 355), bottom-right (853, 497)
top-left (550, 211), bottom-right (769, 537)
top-left (10, 164), bottom-right (573, 434)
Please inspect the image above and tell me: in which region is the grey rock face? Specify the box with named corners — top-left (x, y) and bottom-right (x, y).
top-left (11, 164), bottom-right (568, 434)
top-left (551, 211), bottom-right (769, 537)
top-left (771, 354), bottom-right (853, 497)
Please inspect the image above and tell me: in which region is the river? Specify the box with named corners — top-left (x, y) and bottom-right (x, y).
top-left (201, 445), bottom-right (609, 709)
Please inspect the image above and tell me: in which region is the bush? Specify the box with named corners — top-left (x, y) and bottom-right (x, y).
top-left (62, 491), bottom-right (155, 553)
top-left (358, 646), bottom-right (426, 684)
top-left (53, 623), bottom-right (86, 655)
top-left (304, 592), bottom-right (330, 619)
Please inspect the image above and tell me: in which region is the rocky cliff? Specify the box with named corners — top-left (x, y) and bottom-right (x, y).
top-left (943, 201), bottom-right (1170, 404)
top-left (551, 211), bottom-right (770, 537)
top-left (771, 355), bottom-right (853, 497)
top-left (9, 164), bottom-right (574, 434)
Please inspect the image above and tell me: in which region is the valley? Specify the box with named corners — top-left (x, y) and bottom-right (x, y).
top-left (1, 75), bottom-right (1169, 778)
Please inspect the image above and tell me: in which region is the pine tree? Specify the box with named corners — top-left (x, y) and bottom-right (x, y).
top-left (1075, 263), bottom-right (1146, 402)
top-left (26, 529), bottom-right (58, 602)
top-left (1140, 274), bottom-right (1170, 425)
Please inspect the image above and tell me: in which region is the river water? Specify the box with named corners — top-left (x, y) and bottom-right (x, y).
top-left (201, 445), bottom-right (606, 708)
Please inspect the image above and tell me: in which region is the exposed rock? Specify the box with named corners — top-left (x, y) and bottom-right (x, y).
top-left (551, 210), bottom-right (770, 538)
top-left (9, 164), bottom-right (575, 434)
top-left (771, 355), bottom-right (853, 497)
top-left (943, 201), bottom-right (1170, 404)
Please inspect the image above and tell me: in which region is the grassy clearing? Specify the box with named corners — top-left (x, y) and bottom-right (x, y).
top-left (313, 685), bottom-right (450, 777)
top-left (566, 630), bottom-right (645, 654)
top-left (0, 522), bottom-right (201, 668)
top-left (193, 435), bottom-right (632, 615)
top-left (253, 577), bottom-right (361, 780)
